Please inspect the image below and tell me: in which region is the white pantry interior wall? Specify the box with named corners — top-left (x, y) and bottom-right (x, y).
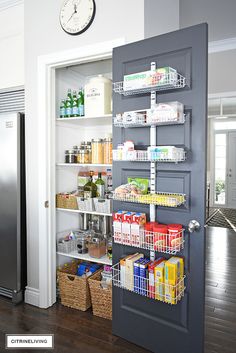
top-left (24, 0), bottom-right (145, 305)
top-left (0, 3), bottom-right (24, 90)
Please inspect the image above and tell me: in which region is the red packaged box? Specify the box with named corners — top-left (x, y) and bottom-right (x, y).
top-left (131, 213), bottom-right (146, 246)
top-left (122, 212), bottom-right (135, 245)
top-left (113, 211), bottom-right (127, 244)
top-left (148, 258), bottom-right (164, 298)
top-left (153, 224), bottom-right (168, 252)
top-left (168, 224), bottom-right (183, 251)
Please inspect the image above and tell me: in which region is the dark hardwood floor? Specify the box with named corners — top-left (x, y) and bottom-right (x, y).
top-left (0, 226), bottom-right (235, 353)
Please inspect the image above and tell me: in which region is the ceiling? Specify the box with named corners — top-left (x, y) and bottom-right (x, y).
top-left (0, 0), bottom-right (23, 11)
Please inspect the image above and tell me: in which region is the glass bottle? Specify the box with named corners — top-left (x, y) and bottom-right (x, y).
top-left (65, 89), bottom-right (73, 117)
top-left (78, 88), bottom-right (84, 117)
top-left (95, 172), bottom-right (105, 198)
top-left (71, 90), bottom-right (79, 117)
top-left (83, 171), bottom-right (97, 198)
top-left (60, 99), bottom-right (66, 118)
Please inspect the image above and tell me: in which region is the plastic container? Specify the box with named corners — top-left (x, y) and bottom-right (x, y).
top-left (168, 224), bottom-right (183, 250)
top-left (153, 224), bottom-right (168, 251)
top-left (84, 75), bottom-right (112, 117)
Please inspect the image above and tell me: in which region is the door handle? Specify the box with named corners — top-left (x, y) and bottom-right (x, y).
top-left (188, 220), bottom-right (201, 233)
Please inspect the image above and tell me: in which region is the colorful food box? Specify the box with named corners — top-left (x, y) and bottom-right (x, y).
top-left (152, 67), bottom-right (177, 86)
top-left (146, 101), bottom-right (184, 124)
top-left (122, 212), bottom-right (135, 245)
top-left (113, 211), bottom-right (126, 244)
top-left (125, 253), bottom-right (144, 290)
top-left (134, 258), bottom-right (142, 293)
top-left (130, 212), bottom-right (146, 247)
top-left (154, 260), bottom-right (166, 301)
top-left (139, 259), bottom-right (150, 296)
top-left (164, 257), bottom-right (184, 304)
top-left (148, 258), bottom-right (163, 299)
top-left (123, 70), bottom-right (153, 91)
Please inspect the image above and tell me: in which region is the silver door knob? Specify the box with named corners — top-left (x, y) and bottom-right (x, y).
top-left (188, 220), bottom-right (201, 233)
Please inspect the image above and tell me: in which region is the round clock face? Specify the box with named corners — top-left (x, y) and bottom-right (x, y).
top-left (60, 0), bottom-right (96, 35)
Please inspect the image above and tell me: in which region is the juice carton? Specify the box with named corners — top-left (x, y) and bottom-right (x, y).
top-left (113, 211), bottom-right (126, 244)
top-left (125, 253), bottom-right (144, 290)
top-left (130, 212), bottom-right (146, 247)
top-left (120, 253), bottom-right (138, 288)
top-left (122, 212), bottom-right (135, 245)
top-left (164, 256), bottom-right (184, 304)
top-left (134, 258), bottom-right (143, 293)
top-left (139, 259), bottom-right (150, 296)
top-left (148, 258), bottom-right (163, 299)
top-left (154, 260), bottom-right (166, 301)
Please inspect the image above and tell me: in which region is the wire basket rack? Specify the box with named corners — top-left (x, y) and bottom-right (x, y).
top-left (112, 262), bottom-right (185, 305)
top-left (113, 72), bottom-right (186, 96)
top-left (112, 149), bottom-right (186, 163)
top-left (112, 192), bottom-right (186, 207)
top-left (113, 229), bottom-right (184, 255)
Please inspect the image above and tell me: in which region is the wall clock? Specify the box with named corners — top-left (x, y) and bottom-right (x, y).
top-left (60, 0), bottom-right (96, 35)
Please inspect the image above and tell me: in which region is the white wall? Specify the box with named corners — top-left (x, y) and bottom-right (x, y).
top-left (0, 3), bottom-right (24, 90)
top-left (180, 0), bottom-right (236, 41)
top-left (144, 0), bottom-right (179, 38)
top-left (24, 0), bottom-right (145, 302)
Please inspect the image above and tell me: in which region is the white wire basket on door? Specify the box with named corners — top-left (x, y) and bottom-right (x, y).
top-left (112, 262), bottom-right (185, 305)
top-left (112, 149), bottom-right (186, 163)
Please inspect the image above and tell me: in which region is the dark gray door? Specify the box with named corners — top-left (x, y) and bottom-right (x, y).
top-left (112, 24), bottom-right (208, 353)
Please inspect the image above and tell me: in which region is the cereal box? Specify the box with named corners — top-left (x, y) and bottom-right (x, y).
top-left (148, 258), bottom-right (163, 299)
top-left (164, 257), bottom-right (184, 304)
top-left (125, 253), bottom-right (144, 290)
top-left (154, 260), bottom-right (166, 301)
top-left (139, 259), bottom-right (150, 296)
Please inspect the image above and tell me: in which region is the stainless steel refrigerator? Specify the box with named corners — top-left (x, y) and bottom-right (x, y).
top-left (0, 112), bottom-right (26, 303)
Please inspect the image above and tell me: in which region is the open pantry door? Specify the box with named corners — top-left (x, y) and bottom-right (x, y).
top-left (112, 24), bottom-right (208, 353)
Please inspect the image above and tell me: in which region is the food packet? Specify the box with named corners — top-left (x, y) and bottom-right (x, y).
top-left (127, 177), bottom-right (149, 195)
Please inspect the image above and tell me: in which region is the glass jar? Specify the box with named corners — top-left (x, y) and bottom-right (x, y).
top-left (80, 149), bottom-right (90, 164)
top-left (103, 137), bottom-right (113, 164)
top-left (65, 150), bottom-right (76, 164)
top-left (92, 138), bottom-right (104, 164)
top-left (87, 233), bottom-right (106, 259)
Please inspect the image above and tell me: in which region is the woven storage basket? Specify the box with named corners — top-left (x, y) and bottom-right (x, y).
top-left (58, 262), bottom-right (91, 311)
top-left (56, 194), bottom-right (78, 210)
top-left (88, 269), bottom-right (112, 320)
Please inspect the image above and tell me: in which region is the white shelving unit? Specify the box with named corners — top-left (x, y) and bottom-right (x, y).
top-left (57, 251), bottom-right (112, 266)
top-left (55, 59), bottom-right (113, 268)
top-left (57, 163), bottom-right (112, 168)
top-left (56, 207), bottom-right (112, 217)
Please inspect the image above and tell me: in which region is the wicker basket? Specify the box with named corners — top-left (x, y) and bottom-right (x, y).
top-left (58, 262), bottom-right (91, 311)
top-left (88, 269), bottom-right (112, 320)
top-left (56, 194), bottom-right (78, 210)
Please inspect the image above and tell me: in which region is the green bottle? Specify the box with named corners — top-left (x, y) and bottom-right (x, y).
top-left (83, 171), bottom-right (97, 198)
top-left (78, 88), bottom-right (84, 117)
top-left (60, 99), bottom-right (66, 118)
top-left (72, 90), bottom-right (79, 117)
top-left (95, 172), bottom-right (105, 198)
top-left (65, 89), bottom-right (73, 117)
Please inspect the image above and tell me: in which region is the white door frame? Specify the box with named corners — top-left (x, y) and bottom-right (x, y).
top-left (37, 38), bottom-right (125, 308)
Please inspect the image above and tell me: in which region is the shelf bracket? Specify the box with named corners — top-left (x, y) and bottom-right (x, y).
top-left (150, 62), bottom-right (157, 261)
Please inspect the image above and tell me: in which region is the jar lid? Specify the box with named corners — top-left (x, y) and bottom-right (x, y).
top-left (65, 150), bottom-right (75, 154)
top-left (104, 138), bottom-right (113, 142)
top-left (153, 224), bottom-right (168, 232)
top-left (92, 138), bottom-right (103, 142)
top-left (168, 224), bottom-right (182, 230)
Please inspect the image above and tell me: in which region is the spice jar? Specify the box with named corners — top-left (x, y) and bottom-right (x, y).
top-left (103, 137), bottom-right (113, 164)
top-left (92, 138), bottom-right (104, 164)
top-left (65, 150), bottom-right (76, 164)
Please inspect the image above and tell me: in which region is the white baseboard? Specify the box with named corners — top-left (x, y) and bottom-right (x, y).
top-left (25, 286), bottom-right (40, 307)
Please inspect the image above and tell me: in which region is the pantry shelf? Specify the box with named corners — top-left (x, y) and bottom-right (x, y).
top-left (57, 250), bottom-right (112, 266)
top-left (112, 263), bottom-right (185, 305)
top-left (56, 208), bottom-right (112, 217)
top-left (113, 230), bottom-right (184, 255)
top-left (112, 150), bottom-right (186, 163)
top-left (112, 192), bottom-right (186, 207)
top-left (56, 163), bottom-right (112, 168)
top-left (113, 72), bottom-right (186, 96)
top-left (56, 114), bottom-right (112, 125)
